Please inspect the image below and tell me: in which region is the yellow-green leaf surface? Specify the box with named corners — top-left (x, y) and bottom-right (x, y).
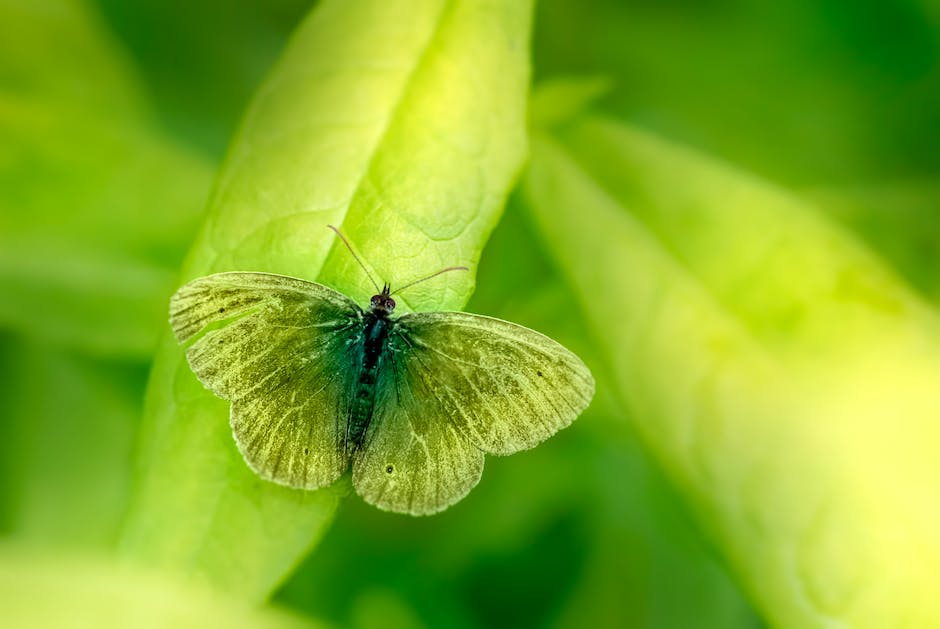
top-left (119, 0), bottom-right (533, 598)
top-left (0, 544), bottom-right (325, 629)
top-left (525, 112), bottom-right (940, 627)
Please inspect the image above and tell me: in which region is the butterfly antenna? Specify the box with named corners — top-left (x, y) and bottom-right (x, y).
top-left (327, 225), bottom-right (381, 293)
top-left (392, 266), bottom-right (469, 296)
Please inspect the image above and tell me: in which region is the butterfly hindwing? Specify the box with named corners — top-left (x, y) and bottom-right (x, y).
top-left (351, 311), bottom-right (594, 515)
top-left (169, 272), bottom-right (363, 489)
top-left (351, 343), bottom-right (485, 516)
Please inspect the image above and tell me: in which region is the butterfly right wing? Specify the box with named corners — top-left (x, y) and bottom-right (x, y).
top-left (351, 311), bottom-right (594, 515)
top-left (169, 272), bottom-right (363, 490)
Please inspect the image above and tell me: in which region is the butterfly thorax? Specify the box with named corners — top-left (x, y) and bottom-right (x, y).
top-left (347, 287), bottom-right (397, 449)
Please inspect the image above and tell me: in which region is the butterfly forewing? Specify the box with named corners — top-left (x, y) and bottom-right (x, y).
top-left (395, 312), bottom-right (594, 454)
top-left (169, 272), bottom-right (362, 489)
top-left (351, 311), bottom-right (594, 515)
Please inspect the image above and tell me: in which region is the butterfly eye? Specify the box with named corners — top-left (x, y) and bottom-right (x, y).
top-left (386, 297), bottom-right (396, 310)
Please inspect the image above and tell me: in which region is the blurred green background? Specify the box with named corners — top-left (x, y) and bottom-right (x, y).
top-left (2, 0), bottom-right (938, 627)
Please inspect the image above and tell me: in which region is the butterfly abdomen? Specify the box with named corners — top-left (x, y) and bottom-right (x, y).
top-left (348, 312), bottom-right (392, 448)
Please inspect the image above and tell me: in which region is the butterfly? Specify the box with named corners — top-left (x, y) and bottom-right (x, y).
top-left (169, 226), bottom-right (594, 515)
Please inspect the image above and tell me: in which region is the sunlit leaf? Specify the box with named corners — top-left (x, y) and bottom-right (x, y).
top-left (120, 0), bottom-right (534, 598)
top-left (0, 544), bottom-right (325, 629)
top-left (525, 109), bottom-right (940, 627)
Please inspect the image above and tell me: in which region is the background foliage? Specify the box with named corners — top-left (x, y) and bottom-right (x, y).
top-left (2, 0), bottom-right (938, 627)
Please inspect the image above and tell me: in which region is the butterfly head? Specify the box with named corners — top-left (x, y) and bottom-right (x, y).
top-left (369, 284), bottom-right (396, 315)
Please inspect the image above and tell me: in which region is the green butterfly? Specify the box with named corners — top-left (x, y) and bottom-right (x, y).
top-left (169, 227), bottom-right (594, 515)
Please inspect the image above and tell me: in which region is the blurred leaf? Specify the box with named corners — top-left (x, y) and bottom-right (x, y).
top-left (119, 0), bottom-right (533, 599)
top-left (350, 589), bottom-right (426, 629)
top-left (529, 75), bottom-right (610, 128)
top-left (0, 544), bottom-right (326, 629)
top-left (0, 335), bottom-right (140, 546)
top-left (806, 179), bottom-right (940, 302)
top-left (0, 0), bottom-right (213, 358)
top-left (0, 0), bottom-right (147, 114)
top-left (96, 0), bottom-right (313, 156)
top-left (0, 239), bottom-right (176, 357)
top-left (525, 104), bottom-right (940, 626)
top-left (533, 0), bottom-right (940, 185)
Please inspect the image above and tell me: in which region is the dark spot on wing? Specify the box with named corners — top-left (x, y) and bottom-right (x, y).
top-left (386, 465), bottom-right (394, 474)
top-left (219, 307), bottom-right (226, 313)
top-left (304, 447), bottom-right (309, 455)
top-left (537, 370), bottom-right (543, 377)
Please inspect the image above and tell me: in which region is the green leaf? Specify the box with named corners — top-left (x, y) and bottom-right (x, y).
top-left (525, 113), bottom-right (940, 627)
top-left (806, 179), bottom-right (940, 302)
top-left (119, 0), bottom-right (533, 598)
top-left (0, 337), bottom-right (140, 546)
top-left (528, 75), bottom-right (610, 129)
top-left (0, 544), bottom-right (326, 629)
top-left (0, 0), bottom-right (213, 358)
top-left (532, 0), bottom-right (940, 184)
top-left (0, 238), bottom-right (177, 358)
top-left (0, 0), bottom-right (147, 115)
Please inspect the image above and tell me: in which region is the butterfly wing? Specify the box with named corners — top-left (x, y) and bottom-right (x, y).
top-left (352, 311), bottom-right (594, 515)
top-left (169, 272), bottom-right (363, 490)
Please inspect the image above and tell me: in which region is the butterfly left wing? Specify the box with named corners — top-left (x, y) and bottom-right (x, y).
top-left (170, 271), bottom-right (363, 490)
top-left (352, 311), bottom-right (594, 515)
